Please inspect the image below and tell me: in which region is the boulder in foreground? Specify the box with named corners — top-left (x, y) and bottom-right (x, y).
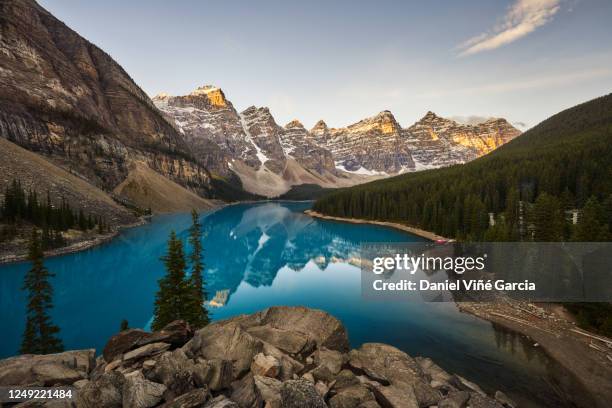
top-left (0, 306), bottom-right (510, 407)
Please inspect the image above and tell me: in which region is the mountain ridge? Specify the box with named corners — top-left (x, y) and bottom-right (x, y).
top-left (0, 0), bottom-right (222, 207)
top-left (154, 85), bottom-right (521, 196)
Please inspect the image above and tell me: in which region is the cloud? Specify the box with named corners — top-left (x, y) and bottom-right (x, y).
top-left (458, 0), bottom-right (561, 56)
top-left (449, 115), bottom-right (493, 125)
top-left (415, 68), bottom-right (612, 98)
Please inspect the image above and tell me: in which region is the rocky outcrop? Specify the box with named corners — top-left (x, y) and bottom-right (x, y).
top-left (403, 112), bottom-right (521, 169)
top-left (0, 307), bottom-right (513, 408)
top-left (309, 111), bottom-right (415, 175)
top-left (0, 0), bottom-right (215, 199)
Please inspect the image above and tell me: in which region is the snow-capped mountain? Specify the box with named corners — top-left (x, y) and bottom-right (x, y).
top-left (307, 111), bottom-right (415, 175)
top-left (153, 88), bottom-right (353, 197)
top-left (153, 86), bottom-right (520, 196)
top-left (404, 111), bottom-right (521, 169)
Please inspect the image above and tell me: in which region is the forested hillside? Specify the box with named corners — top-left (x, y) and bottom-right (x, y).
top-left (313, 93), bottom-right (612, 242)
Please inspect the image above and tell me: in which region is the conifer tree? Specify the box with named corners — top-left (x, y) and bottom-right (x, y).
top-left (152, 231), bottom-right (190, 331)
top-left (532, 193), bottom-right (564, 241)
top-left (20, 229), bottom-right (63, 354)
top-left (573, 197), bottom-right (610, 241)
top-left (186, 209), bottom-right (209, 328)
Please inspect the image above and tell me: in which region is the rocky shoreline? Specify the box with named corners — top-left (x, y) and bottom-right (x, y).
top-left (304, 210), bottom-right (612, 407)
top-left (303, 210), bottom-right (449, 242)
top-left (458, 300), bottom-right (612, 407)
top-left (0, 307), bottom-right (516, 408)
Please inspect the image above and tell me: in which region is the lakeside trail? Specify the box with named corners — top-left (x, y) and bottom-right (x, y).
top-left (304, 209), bottom-right (612, 406)
top-left (304, 210), bottom-right (449, 241)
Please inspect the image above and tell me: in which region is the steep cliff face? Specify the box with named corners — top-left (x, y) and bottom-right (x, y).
top-left (281, 120), bottom-right (336, 174)
top-left (154, 87), bottom-right (347, 197)
top-left (0, 0), bottom-right (212, 197)
top-left (152, 87), bottom-right (246, 176)
top-left (404, 111), bottom-right (522, 168)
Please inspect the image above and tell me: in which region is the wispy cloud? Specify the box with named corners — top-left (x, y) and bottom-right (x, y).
top-left (458, 0), bottom-right (561, 56)
top-left (415, 68), bottom-right (612, 98)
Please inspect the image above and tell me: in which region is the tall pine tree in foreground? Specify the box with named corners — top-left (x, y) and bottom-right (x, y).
top-left (20, 229), bottom-right (63, 354)
top-left (152, 230), bottom-right (190, 331)
top-left (186, 209), bottom-right (209, 328)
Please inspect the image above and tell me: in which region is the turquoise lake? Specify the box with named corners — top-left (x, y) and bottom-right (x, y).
top-left (0, 202), bottom-right (583, 407)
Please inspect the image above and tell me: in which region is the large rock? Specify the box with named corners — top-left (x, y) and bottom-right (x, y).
top-left (0, 349), bottom-right (95, 386)
top-left (205, 396), bottom-right (239, 408)
top-left (370, 384), bottom-right (419, 408)
top-left (147, 349), bottom-right (196, 400)
top-left (328, 385), bottom-right (376, 408)
top-left (251, 353), bottom-right (281, 378)
top-left (230, 374), bottom-right (262, 408)
top-left (247, 325), bottom-right (312, 355)
top-left (468, 393), bottom-right (505, 408)
top-left (123, 371), bottom-right (166, 408)
top-left (348, 343), bottom-right (441, 406)
top-left (193, 358), bottom-right (234, 391)
top-left (438, 391), bottom-right (470, 408)
top-left (253, 375), bottom-right (282, 408)
top-left (185, 322), bottom-right (263, 378)
top-left (310, 347), bottom-right (345, 382)
top-left (77, 371), bottom-right (125, 408)
top-left (280, 379), bottom-right (326, 408)
top-left (238, 307), bottom-right (350, 353)
top-left (123, 342), bottom-right (171, 362)
top-left (494, 391), bottom-right (516, 408)
top-left (262, 343), bottom-right (305, 381)
top-left (348, 343), bottom-right (422, 385)
top-left (415, 357), bottom-right (452, 384)
top-left (103, 329), bottom-right (150, 363)
top-left (330, 369), bottom-right (360, 392)
top-left (162, 387), bottom-right (211, 408)
top-left (137, 320), bottom-right (194, 348)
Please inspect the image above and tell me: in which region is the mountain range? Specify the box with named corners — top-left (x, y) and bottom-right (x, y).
top-left (0, 0), bottom-right (520, 213)
top-left (154, 87), bottom-right (521, 196)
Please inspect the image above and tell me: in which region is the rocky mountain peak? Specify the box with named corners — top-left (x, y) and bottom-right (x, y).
top-left (242, 106), bottom-right (273, 120)
top-left (421, 111), bottom-right (441, 121)
top-left (311, 120), bottom-right (329, 132)
top-left (152, 92), bottom-right (171, 101)
top-left (357, 110), bottom-right (400, 134)
top-left (285, 119), bottom-right (304, 129)
top-left (189, 85), bottom-right (227, 107)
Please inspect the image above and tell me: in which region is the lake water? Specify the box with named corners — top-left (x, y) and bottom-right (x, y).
top-left (0, 202), bottom-right (585, 407)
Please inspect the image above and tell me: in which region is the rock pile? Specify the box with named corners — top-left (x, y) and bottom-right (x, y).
top-left (0, 306), bottom-right (516, 408)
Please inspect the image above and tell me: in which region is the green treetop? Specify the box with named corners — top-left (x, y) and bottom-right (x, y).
top-left (20, 229), bottom-right (63, 354)
top-left (152, 230), bottom-right (191, 331)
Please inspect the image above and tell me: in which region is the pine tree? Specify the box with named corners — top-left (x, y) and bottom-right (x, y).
top-left (532, 193), bottom-right (564, 241)
top-left (573, 196), bottom-right (610, 241)
top-left (186, 209), bottom-right (209, 328)
top-left (152, 231), bottom-right (190, 331)
top-left (20, 229), bottom-right (63, 354)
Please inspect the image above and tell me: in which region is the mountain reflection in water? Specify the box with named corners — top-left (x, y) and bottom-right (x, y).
top-left (0, 202), bottom-right (586, 408)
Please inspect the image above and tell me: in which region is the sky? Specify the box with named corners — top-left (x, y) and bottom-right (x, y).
top-left (39, 0), bottom-right (612, 130)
